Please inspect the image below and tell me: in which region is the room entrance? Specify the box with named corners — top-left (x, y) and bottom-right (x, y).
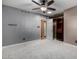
top-left (41, 19), bottom-right (47, 39)
top-left (53, 13), bottom-right (64, 41)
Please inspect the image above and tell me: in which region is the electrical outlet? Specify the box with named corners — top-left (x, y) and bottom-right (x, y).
top-left (22, 38), bottom-right (26, 40)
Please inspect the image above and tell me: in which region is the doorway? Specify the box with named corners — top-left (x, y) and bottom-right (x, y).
top-left (53, 13), bottom-right (64, 41)
top-left (41, 19), bottom-right (47, 39)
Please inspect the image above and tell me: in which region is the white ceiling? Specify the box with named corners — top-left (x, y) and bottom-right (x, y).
top-left (2, 0), bottom-right (77, 16)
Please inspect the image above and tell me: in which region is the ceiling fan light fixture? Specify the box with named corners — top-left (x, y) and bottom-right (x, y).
top-left (47, 11), bottom-right (52, 14)
top-left (40, 7), bottom-right (47, 11)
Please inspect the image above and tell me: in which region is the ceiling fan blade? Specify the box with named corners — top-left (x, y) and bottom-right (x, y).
top-left (47, 0), bottom-right (54, 6)
top-left (32, 0), bottom-right (41, 6)
top-left (32, 8), bottom-right (40, 10)
top-left (47, 7), bottom-right (56, 11)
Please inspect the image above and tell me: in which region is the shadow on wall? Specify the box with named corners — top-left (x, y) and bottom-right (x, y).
top-left (19, 31), bottom-right (40, 42)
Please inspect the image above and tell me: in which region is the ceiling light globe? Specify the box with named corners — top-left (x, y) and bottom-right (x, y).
top-left (47, 11), bottom-right (52, 14)
top-left (40, 7), bottom-right (47, 11)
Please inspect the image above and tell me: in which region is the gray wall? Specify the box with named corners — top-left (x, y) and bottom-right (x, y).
top-left (64, 6), bottom-right (77, 45)
top-left (2, 5), bottom-right (41, 46)
top-left (47, 19), bottom-right (53, 40)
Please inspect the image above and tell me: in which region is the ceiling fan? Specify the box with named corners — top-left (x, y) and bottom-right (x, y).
top-left (32, 0), bottom-right (56, 13)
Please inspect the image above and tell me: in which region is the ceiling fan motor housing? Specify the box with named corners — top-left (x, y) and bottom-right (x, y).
top-left (40, 0), bottom-right (47, 5)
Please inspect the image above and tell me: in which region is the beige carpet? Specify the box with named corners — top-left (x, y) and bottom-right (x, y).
top-left (3, 39), bottom-right (77, 59)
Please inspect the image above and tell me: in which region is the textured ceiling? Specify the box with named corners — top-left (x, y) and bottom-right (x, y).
top-left (2, 0), bottom-right (77, 16)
